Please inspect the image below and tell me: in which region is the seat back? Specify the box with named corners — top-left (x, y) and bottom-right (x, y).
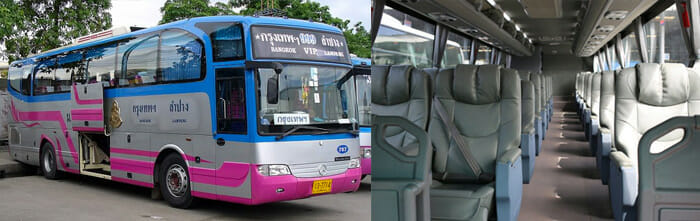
top-left (615, 63), bottom-right (700, 166)
top-left (591, 72), bottom-right (601, 116)
top-left (519, 72), bottom-right (535, 130)
top-left (531, 72), bottom-right (542, 114)
top-left (637, 116), bottom-right (700, 220)
top-left (585, 72), bottom-right (592, 106)
top-left (372, 65), bottom-right (432, 149)
top-left (599, 70), bottom-right (616, 131)
top-left (539, 74), bottom-right (546, 110)
top-left (429, 64), bottom-right (521, 182)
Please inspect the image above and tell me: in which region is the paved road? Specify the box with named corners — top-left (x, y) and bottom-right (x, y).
top-left (0, 174), bottom-right (370, 221)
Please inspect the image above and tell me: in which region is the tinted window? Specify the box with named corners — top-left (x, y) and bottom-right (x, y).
top-left (644, 4), bottom-right (690, 65)
top-left (216, 68), bottom-right (246, 134)
top-left (9, 65), bottom-right (22, 93)
top-left (373, 7), bottom-right (435, 68)
top-left (443, 31), bottom-right (471, 68)
top-left (120, 34), bottom-right (158, 86)
top-left (622, 33), bottom-right (641, 67)
top-left (85, 43), bottom-right (117, 87)
top-left (33, 59), bottom-right (57, 95)
top-left (55, 53), bottom-right (82, 92)
top-left (196, 23), bottom-right (244, 61)
top-left (159, 30), bottom-right (203, 82)
top-left (475, 43), bottom-right (492, 65)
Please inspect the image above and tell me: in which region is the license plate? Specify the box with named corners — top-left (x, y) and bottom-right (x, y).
top-left (312, 179), bottom-right (332, 194)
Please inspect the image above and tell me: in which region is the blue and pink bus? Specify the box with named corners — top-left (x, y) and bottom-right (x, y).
top-left (7, 16), bottom-right (362, 208)
top-left (351, 57), bottom-right (371, 178)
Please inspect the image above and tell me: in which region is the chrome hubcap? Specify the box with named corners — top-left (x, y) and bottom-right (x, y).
top-left (43, 151), bottom-right (53, 173)
top-left (166, 164), bottom-right (188, 197)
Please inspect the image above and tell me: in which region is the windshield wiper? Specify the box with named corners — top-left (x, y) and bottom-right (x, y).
top-left (276, 125), bottom-right (329, 140)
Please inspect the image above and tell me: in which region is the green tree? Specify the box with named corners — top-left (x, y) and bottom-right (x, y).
top-left (159, 0), bottom-right (237, 24)
top-left (0, 0), bottom-right (112, 62)
top-left (229, 0), bottom-right (370, 58)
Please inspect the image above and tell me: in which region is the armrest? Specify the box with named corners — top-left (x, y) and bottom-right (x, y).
top-left (610, 151), bottom-right (637, 207)
top-left (372, 115), bottom-right (431, 181)
top-left (495, 148), bottom-right (523, 221)
top-left (521, 125), bottom-right (535, 135)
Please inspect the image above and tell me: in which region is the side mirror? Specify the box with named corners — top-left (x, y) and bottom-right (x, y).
top-left (267, 75), bottom-right (279, 104)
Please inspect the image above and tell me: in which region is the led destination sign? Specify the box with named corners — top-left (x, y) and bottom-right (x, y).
top-left (251, 26), bottom-right (351, 64)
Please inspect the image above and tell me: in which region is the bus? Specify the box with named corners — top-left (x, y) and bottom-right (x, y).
top-left (350, 57), bottom-right (371, 178)
top-left (7, 16), bottom-right (362, 208)
top-left (371, 0), bottom-right (700, 220)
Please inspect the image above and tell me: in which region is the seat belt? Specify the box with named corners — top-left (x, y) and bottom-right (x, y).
top-left (433, 97), bottom-right (494, 182)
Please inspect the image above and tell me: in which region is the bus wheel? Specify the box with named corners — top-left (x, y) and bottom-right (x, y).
top-left (40, 142), bottom-right (61, 179)
top-left (159, 153), bottom-right (195, 208)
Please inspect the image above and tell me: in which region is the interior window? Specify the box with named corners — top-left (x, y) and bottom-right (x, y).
top-left (373, 6), bottom-right (436, 68)
top-left (159, 30), bottom-right (203, 82)
top-left (644, 4), bottom-right (690, 65)
top-left (622, 33), bottom-right (641, 67)
top-left (216, 68), bottom-right (247, 134)
top-left (475, 43), bottom-right (492, 65)
top-left (195, 22), bottom-right (244, 62)
top-left (85, 43), bottom-right (117, 87)
top-left (33, 59), bottom-right (57, 95)
top-left (120, 34), bottom-right (159, 86)
top-left (442, 31), bottom-right (472, 68)
top-left (607, 46), bottom-right (620, 70)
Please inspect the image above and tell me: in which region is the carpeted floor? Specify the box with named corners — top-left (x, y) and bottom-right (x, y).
top-left (518, 97), bottom-right (614, 221)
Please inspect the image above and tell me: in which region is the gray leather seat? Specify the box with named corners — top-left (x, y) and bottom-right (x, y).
top-left (519, 71), bottom-right (536, 184)
top-left (587, 72), bottom-right (601, 149)
top-left (583, 72), bottom-right (592, 139)
top-left (576, 73), bottom-right (584, 115)
top-left (609, 63), bottom-right (700, 221)
top-left (429, 64), bottom-right (522, 221)
top-left (371, 65), bottom-right (432, 221)
top-left (596, 70), bottom-right (616, 185)
top-left (538, 74), bottom-right (548, 132)
top-left (530, 72), bottom-right (544, 155)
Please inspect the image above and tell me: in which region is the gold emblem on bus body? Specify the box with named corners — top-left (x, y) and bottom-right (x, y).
top-left (110, 100), bottom-right (123, 129)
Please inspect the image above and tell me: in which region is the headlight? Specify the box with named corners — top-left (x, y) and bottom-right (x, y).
top-left (257, 164), bottom-right (291, 176)
top-left (362, 148), bottom-right (371, 158)
top-left (349, 158), bottom-right (361, 168)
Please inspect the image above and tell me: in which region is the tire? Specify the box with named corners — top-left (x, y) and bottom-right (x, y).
top-left (40, 142), bottom-right (61, 179)
top-left (159, 153), bottom-right (195, 208)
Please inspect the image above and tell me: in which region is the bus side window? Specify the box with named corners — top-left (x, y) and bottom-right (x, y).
top-left (159, 30), bottom-right (203, 82)
top-left (120, 34), bottom-right (159, 86)
top-left (9, 65), bottom-right (22, 94)
top-left (216, 68), bottom-right (246, 134)
top-left (195, 22), bottom-right (245, 62)
top-left (33, 58), bottom-right (58, 95)
top-left (55, 52), bottom-right (82, 92)
top-left (85, 43), bottom-right (117, 87)
top-left (20, 65), bottom-right (33, 95)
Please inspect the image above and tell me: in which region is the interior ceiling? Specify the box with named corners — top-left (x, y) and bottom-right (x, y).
top-left (498, 0), bottom-right (588, 55)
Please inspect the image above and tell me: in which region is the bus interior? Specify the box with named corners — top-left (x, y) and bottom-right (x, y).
top-left (370, 0), bottom-right (700, 220)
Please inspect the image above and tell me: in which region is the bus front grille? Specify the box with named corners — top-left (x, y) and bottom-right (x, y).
top-left (289, 161), bottom-right (349, 178)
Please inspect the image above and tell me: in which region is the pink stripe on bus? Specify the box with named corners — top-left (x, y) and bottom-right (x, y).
top-left (189, 162), bottom-right (250, 188)
top-left (72, 85), bottom-right (103, 105)
top-left (71, 109), bottom-right (103, 121)
top-left (111, 157), bottom-right (154, 175)
top-left (41, 134), bottom-right (79, 174)
top-left (112, 177), bottom-right (153, 188)
top-left (13, 100), bottom-right (79, 165)
top-left (72, 127), bottom-right (103, 132)
top-left (110, 147), bottom-right (212, 163)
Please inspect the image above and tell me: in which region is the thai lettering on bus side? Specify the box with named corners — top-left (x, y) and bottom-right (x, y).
top-left (274, 113), bottom-right (310, 125)
top-left (169, 99), bottom-right (190, 113)
top-left (321, 35), bottom-right (343, 48)
top-left (132, 104), bottom-right (157, 117)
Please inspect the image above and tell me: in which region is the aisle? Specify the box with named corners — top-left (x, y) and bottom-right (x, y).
top-left (518, 97), bottom-right (613, 221)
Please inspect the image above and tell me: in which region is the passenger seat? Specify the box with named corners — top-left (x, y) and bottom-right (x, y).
top-left (371, 65), bottom-right (432, 221)
top-left (609, 63), bottom-right (700, 221)
top-left (596, 70), bottom-right (615, 185)
top-left (429, 64), bottom-right (522, 221)
top-left (519, 71), bottom-right (537, 184)
top-left (587, 72), bottom-right (601, 152)
top-left (530, 72), bottom-right (544, 155)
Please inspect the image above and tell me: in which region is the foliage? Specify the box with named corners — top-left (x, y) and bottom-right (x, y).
top-left (159, 0), bottom-right (238, 24)
top-left (344, 22), bottom-right (371, 58)
top-left (0, 0), bottom-right (112, 62)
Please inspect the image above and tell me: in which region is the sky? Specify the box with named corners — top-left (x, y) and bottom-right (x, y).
top-left (111, 0), bottom-right (370, 29)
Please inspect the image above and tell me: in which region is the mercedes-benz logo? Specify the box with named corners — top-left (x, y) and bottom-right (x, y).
top-left (318, 164), bottom-right (328, 176)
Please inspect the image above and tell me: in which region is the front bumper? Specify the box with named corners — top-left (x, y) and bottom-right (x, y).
top-left (249, 167), bottom-right (363, 205)
top-left (361, 146), bottom-right (371, 175)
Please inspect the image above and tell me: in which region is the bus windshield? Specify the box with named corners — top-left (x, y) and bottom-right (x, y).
top-left (257, 64), bottom-right (356, 134)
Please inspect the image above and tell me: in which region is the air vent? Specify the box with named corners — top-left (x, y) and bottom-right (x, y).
top-left (549, 42), bottom-right (561, 46)
top-left (428, 12), bottom-right (457, 22)
top-left (587, 41), bottom-right (602, 45)
top-left (596, 25), bottom-right (615, 33)
top-left (591, 34), bottom-right (607, 40)
top-left (604, 10), bottom-right (629, 20)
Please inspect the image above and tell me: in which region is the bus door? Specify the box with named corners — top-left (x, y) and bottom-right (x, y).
top-left (70, 83), bottom-right (105, 133)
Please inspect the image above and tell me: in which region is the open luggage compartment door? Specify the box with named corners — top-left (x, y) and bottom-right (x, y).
top-left (70, 83), bottom-right (105, 133)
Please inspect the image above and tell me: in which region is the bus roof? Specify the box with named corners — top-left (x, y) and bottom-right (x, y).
top-left (12, 15), bottom-right (343, 65)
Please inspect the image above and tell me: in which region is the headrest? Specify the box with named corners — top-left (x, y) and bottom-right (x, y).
top-left (372, 65), bottom-right (429, 105)
top-left (519, 71), bottom-right (531, 81)
top-left (636, 63), bottom-right (690, 106)
top-left (437, 64), bottom-right (502, 105)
